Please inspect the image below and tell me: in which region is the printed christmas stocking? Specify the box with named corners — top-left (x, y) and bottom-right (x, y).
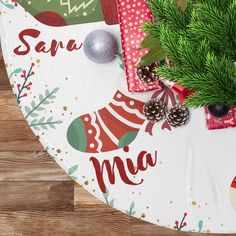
top-left (15, 0), bottom-right (146, 153)
top-left (67, 90), bottom-right (145, 153)
top-left (17, 0), bottom-right (119, 26)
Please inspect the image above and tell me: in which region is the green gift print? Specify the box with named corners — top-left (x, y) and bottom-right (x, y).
top-left (17, 0), bottom-right (119, 26)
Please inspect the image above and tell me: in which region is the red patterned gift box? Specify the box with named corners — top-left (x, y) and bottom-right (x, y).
top-left (117, 0), bottom-right (161, 92)
top-left (205, 107), bottom-right (236, 130)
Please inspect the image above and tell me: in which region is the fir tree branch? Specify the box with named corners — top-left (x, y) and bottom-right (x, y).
top-left (142, 0), bottom-right (236, 107)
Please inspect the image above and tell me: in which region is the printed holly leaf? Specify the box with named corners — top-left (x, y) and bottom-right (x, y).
top-left (49, 124), bottom-right (56, 129)
top-left (41, 124), bottom-right (48, 130)
top-left (103, 188), bottom-right (109, 199)
top-left (52, 87), bottom-right (60, 93)
top-left (38, 117), bottom-right (46, 123)
top-left (1, 1), bottom-right (15, 9)
top-left (30, 119), bottom-right (38, 125)
top-left (14, 68), bottom-right (22, 73)
top-left (49, 95), bottom-right (56, 100)
top-left (109, 199), bottom-right (115, 207)
top-left (130, 211), bottom-right (136, 216)
top-left (130, 201), bottom-right (135, 210)
top-left (198, 220), bottom-right (203, 232)
top-left (35, 107), bottom-right (44, 112)
top-left (25, 106), bottom-right (31, 113)
top-left (39, 94), bottom-right (44, 102)
top-left (10, 68), bottom-right (22, 80)
top-left (30, 112), bottom-right (39, 117)
top-left (68, 165), bottom-right (78, 176)
top-left (139, 36), bottom-right (166, 66)
top-left (45, 89), bottom-right (50, 96)
top-left (42, 100), bottom-right (50, 105)
top-left (47, 117), bottom-right (53, 122)
top-left (31, 101), bottom-right (36, 108)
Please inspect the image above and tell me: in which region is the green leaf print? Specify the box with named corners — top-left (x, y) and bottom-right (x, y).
top-left (68, 165), bottom-right (79, 176)
top-left (25, 87), bottom-right (59, 119)
top-left (25, 87), bottom-right (63, 131)
top-left (126, 201), bottom-right (136, 216)
top-left (118, 132), bottom-right (138, 149)
top-left (198, 220), bottom-right (203, 232)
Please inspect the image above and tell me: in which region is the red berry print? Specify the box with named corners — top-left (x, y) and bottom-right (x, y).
top-left (15, 63), bottom-right (35, 104)
top-left (174, 212), bottom-right (188, 231)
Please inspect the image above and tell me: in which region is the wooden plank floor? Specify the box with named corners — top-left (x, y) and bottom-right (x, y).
top-left (0, 48), bottom-right (233, 236)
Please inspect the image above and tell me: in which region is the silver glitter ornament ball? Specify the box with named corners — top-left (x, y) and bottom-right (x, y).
top-left (83, 30), bottom-right (118, 64)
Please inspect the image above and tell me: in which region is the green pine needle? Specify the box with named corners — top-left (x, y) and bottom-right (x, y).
top-left (142, 0), bottom-right (236, 107)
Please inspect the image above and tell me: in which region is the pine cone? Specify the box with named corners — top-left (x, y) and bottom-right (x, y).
top-left (166, 105), bottom-right (189, 128)
top-left (143, 99), bottom-right (166, 123)
top-left (137, 62), bottom-right (160, 84)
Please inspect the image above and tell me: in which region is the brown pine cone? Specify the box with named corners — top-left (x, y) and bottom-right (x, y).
top-left (143, 99), bottom-right (166, 123)
top-left (137, 62), bottom-right (161, 84)
top-left (166, 105), bottom-right (189, 128)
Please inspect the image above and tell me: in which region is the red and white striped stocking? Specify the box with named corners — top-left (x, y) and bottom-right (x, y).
top-left (67, 90), bottom-right (145, 153)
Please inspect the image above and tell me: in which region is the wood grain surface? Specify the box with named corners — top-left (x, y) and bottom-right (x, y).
top-left (0, 48), bottom-right (232, 235)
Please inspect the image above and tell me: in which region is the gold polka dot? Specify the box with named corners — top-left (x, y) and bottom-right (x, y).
top-left (56, 149), bottom-right (61, 154)
top-left (84, 181), bottom-right (89, 185)
top-left (141, 213), bottom-right (145, 218)
top-left (192, 201), bottom-right (197, 206)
